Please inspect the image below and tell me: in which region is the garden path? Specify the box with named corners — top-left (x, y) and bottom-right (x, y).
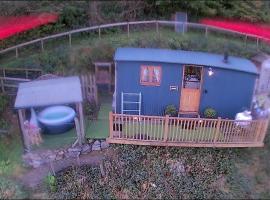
top-left (18, 151), bottom-right (105, 188)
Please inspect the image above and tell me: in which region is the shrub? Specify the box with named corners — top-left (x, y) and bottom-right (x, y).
top-left (45, 174), bottom-right (57, 192)
top-left (59, 6), bottom-right (88, 29)
top-left (204, 107), bottom-right (217, 118)
top-left (165, 104), bottom-right (178, 117)
top-left (0, 119), bottom-right (9, 130)
top-left (84, 101), bottom-right (99, 119)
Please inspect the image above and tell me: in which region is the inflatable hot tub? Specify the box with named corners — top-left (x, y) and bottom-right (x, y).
top-left (38, 106), bottom-right (76, 134)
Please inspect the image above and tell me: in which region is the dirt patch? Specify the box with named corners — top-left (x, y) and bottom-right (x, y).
top-left (235, 156), bottom-right (270, 197)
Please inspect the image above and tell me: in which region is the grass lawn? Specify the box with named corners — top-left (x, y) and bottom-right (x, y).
top-left (86, 99), bottom-right (111, 139)
top-left (0, 132), bottom-right (25, 176)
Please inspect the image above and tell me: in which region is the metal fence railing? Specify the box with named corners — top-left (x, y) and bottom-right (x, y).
top-left (1, 20), bottom-right (269, 60)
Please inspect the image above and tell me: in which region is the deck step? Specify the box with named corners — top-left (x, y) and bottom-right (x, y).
top-left (178, 112), bottom-right (200, 118)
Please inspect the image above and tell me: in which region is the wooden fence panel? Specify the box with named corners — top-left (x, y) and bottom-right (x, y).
top-left (108, 112), bottom-right (269, 148)
top-left (80, 73), bottom-right (98, 104)
top-left (0, 76), bottom-right (31, 94)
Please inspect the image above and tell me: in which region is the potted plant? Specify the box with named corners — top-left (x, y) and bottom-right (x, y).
top-left (204, 107), bottom-right (217, 119)
top-left (165, 104), bottom-right (178, 117)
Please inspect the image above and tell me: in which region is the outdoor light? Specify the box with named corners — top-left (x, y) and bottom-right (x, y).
top-left (208, 67), bottom-right (214, 76)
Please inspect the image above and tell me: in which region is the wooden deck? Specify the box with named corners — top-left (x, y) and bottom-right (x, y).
top-left (107, 112), bottom-right (269, 148)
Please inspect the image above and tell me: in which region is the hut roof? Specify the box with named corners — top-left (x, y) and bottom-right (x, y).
top-left (15, 76), bottom-right (82, 109)
top-left (114, 47), bottom-right (258, 75)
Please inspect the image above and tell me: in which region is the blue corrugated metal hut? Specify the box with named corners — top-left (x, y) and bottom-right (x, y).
top-left (114, 47), bottom-right (258, 119)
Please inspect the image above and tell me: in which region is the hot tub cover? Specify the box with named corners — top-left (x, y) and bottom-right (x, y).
top-left (15, 76), bottom-right (83, 109)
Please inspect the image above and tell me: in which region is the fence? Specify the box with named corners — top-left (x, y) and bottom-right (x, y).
top-left (80, 73), bottom-right (98, 104)
top-left (0, 20), bottom-right (269, 59)
top-left (107, 112), bottom-right (269, 147)
top-left (0, 77), bottom-right (31, 94)
top-left (0, 68), bottom-right (98, 103)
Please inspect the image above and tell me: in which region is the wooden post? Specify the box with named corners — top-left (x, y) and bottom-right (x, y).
top-left (214, 117), bottom-right (221, 144)
top-left (164, 115), bottom-right (169, 142)
top-left (109, 111), bottom-right (113, 138)
top-left (74, 117), bottom-right (82, 146)
top-left (25, 70), bottom-right (28, 79)
top-left (18, 109), bottom-right (30, 152)
top-left (98, 26), bottom-right (101, 39)
top-left (254, 120), bottom-right (263, 142)
top-left (41, 39), bottom-right (44, 52)
top-left (0, 77), bottom-right (4, 93)
top-left (69, 33), bottom-right (72, 47)
top-left (259, 119), bottom-right (270, 143)
top-left (15, 47), bottom-right (18, 58)
top-left (127, 22), bottom-right (130, 38)
top-left (78, 102), bottom-right (85, 144)
top-left (244, 35), bottom-right (247, 46)
top-left (256, 37), bottom-right (259, 51)
top-left (205, 27), bottom-right (208, 37)
top-left (156, 20), bottom-right (159, 34)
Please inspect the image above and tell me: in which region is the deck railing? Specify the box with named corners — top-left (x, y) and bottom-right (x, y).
top-left (107, 112), bottom-right (269, 147)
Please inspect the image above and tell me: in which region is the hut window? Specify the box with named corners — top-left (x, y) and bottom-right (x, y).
top-left (140, 66), bottom-right (161, 86)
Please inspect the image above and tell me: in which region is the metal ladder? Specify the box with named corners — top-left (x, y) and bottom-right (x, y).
top-left (121, 92), bottom-right (141, 115)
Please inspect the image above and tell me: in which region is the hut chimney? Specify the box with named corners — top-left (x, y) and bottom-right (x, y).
top-left (223, 51), bottom-right (229, 63)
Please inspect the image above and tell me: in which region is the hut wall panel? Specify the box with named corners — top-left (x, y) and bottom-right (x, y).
top-left (200, 68), bottom-right (257, 118)
top-left (116, 61), bottom-right (182, 116)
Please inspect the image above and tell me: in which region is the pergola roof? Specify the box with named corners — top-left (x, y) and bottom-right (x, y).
top-left (15, 76), bottom-right (83, 109)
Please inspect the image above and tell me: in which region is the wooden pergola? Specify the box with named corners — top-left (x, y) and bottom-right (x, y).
top-left (94, 62), bottom-right (113, 93)
top-left (14, 76), bottom-right (85, 152)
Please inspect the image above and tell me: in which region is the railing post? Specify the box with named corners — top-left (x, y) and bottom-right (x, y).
top-left (127, 22), bottom-right (130, 38)
top-left (69, 33), bottom-right (72, 47)
top-left (214, 117), bottom-right (221, 144)
top-left (164, 115), bottom-right (169, 142)
top-left (205, 27), bottom-right (208, 37)
top-left (156, 20), bottom-right (159, 34)
top-left (98, 26), bottom-right (101, 39)
top-left (41, 39), bottom-right (44, 52)
top-left (109, 112), bottom-right (113, 139)
top-left (15, 47), bottom-right (18, 58)
top-left (254, 120), bottom-right (263, 142)
top-left (256, 37), bottom-right (259, 51)
top-left (259, 119), bottom-right (270, 143)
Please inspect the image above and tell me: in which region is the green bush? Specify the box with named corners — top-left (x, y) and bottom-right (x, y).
top-left (204, 107), bottom-right (217, 118)
top-left (165, 104), bottom-right (178, 117)
top-left (84, 101), bottom-right (99, 119)
top-left (59, 6), bottom-right (88, 29)
top-left (0, 119), bottom-right (9, 130)
top-left (45, 174), bottom-right (57, 192)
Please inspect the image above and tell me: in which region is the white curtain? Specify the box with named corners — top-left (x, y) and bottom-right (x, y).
top-left (153, 68), bottom-right (160, 82)
top-left (142, 67), bottom-right (149, 82)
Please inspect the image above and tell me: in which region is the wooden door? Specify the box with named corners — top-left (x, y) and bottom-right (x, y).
top-left (180, 88), bottom-right (200, 112)
top-left (179, 65), bottom-right (202, 113)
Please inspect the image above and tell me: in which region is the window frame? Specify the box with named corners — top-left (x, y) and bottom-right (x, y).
top-left (140, 65), bottom-right (162, 86)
